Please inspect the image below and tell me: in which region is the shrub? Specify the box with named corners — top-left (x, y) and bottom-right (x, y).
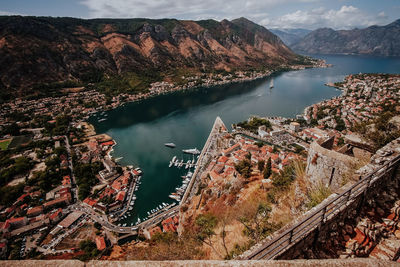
top-left (306, 183), bottom-right (332, 209)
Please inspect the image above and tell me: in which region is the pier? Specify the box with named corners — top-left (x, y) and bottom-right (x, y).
top-left (82, 117), bottom-right (227, 236)
top-left (111, 170), bottom-right (140, 221)
top-left (169, 157), bottom-right (198, 169)
top-left (181, 116), bottom-right (227, 204)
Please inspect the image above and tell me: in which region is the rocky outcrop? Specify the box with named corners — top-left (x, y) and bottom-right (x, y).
top-left (292, 19), bottom-right (400, 56)
top-left (0, 16), bottom-right (300, 96)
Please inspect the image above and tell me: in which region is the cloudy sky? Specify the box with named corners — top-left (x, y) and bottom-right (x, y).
top-left (1, 0), bottom-right (399, 30)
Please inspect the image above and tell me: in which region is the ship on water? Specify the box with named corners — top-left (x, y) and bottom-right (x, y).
top-left (164, 143), bottom-right (176, 148)
top-left (270, 78), bottom-right (274, 88)
top-left (182, 148), bottom-right (200, 155)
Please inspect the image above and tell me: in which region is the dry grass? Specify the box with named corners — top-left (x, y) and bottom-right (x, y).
top-left (306, 182), bottom-right (332, 209)
top-left (56, 223), bottom-right (97, 250)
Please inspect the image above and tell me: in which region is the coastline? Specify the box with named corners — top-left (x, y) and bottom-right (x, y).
top-left (86, 61), bottom-right (330, 121)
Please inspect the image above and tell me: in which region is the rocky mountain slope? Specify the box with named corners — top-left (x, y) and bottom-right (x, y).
top-left (291, 19), bottom-right (400, 56)
top-left (270, 28), bottom-right (311, 47)
top-left (0, 16), bottom-right (304, 97)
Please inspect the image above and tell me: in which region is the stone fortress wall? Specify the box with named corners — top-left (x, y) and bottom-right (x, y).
top-left (305, 136), bottom-right (360, 190)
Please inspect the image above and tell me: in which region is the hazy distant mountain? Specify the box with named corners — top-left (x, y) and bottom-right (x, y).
top-left (270, 28), bottom-right (311, 46)
top-left (0, 16), bottom-right (304, 97)
top-left (292, 19), bottom-right (400, 56)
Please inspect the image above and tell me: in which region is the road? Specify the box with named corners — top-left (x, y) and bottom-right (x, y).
top-left (64, 135), bottom-right (79, 203)
top-left (45, 118), bottom-right (225, 236)
top-left (181, 116), bottom-right (226, 204)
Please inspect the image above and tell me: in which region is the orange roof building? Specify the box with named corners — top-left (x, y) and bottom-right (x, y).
top-left (95, 236), bottom-right (107, 250)
top-left (62, 175), bottom-right (71, 186)
top-left (27, 205), bottom-right (43, 217)
top-left (49, 208), bottom-right (63, 222)
top-left (116, 191), bottom-right (126, 202)
top-left (43, 195), bottom-right (71, 209)
top-left (149, 226), bottom-right (162, 238)
top-left (222, 143), bottom-right (240, 156)
top-left (83, 198), bottom-right (97, 207)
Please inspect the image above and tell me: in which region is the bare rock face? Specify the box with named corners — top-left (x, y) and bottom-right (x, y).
top-left (292, 19), bottom-right (400, 56)
top-left (0, 16), bottom-right (300, 96)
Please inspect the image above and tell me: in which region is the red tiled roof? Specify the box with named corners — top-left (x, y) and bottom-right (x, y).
top-left (44, 196), bottom-right (70, 208)
top-left (62, 176), bottom-right (71, 185)
top-left (3, 221), bottom-right (10, 229)
top-left (218, 156), bottom-right (229, 163)
top-left (116, 191), bottom-right (126, 202)
top-left (83, 198), bottom-right (97, 207)
top-left (96, 236), bottom-right (106, 250)
top-left (49, 208), bottom-right (63, 221)
top-left (27, 205), bottom-right (43, 215)
top-left (17, 193), bottom-right (29, 202)
top-left (100, 141), bottom-right (114, 147)
top-left (5, 206), bottom-right (15, 213)
top-left (223, 143), bottom-right (240, 155)
top-left (149, 226), bottom-right (162, 237)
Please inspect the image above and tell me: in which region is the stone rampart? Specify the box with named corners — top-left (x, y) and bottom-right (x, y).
top-left (306, 138), bottom-right (359, 190)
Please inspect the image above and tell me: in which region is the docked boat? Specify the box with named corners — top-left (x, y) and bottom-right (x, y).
top-left (135, 168), bottom-right (143, 175)
top-left (183, 148), bottom-right (200, 155)
top-left (164, 143), bottom-right (176, 148)
top-left (169, 194), bottom-right (181, 201)
top-left (98, 118), bottom-right (107, 122)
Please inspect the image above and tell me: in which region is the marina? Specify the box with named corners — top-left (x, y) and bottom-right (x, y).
top-left (90, 54), bottom-right (400, 224)
top-left (169, 156), bottom-right (198, 169)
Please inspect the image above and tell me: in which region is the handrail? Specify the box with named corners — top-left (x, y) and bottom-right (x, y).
top-left (246, 154), bottom-right (400, 260)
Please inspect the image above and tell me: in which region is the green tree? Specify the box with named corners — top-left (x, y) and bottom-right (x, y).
top-left (263, 157), bottom-right (272, 179)
top-left (195, 213), bottom-right (220, 257)
top-left (78, 239), bottom-right (99, 261)
top-left (239, 203), bottom-right (277, 243)
top-left (257, 160), bottom-right (265, 172)
top-left (234, 159), bottom-right (252, 178)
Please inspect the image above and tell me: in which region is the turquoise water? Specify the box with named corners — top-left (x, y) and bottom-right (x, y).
top-left (90, 55), bottom-right (400, 224)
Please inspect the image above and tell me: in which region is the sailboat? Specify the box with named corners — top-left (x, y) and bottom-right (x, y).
top-left (270, 78), bottom-right (274, 88)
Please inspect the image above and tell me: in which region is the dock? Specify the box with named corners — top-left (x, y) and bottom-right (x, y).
top-left (169, 157), bottom-right (198, 169)
top-left (97, 117), bottom-right (227, 234)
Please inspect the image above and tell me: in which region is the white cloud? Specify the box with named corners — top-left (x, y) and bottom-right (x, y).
top-left (79, 1), bottom-right (390, 31)
top-left (0, 10), bottom-right (25, 16)
top-left (80, 0), bottom-right (318, 21)
top-left (265, 5), bottom-right (390, 29)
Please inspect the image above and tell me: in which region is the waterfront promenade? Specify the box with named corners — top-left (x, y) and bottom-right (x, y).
top-left (181, 116), bottom-right (226, 204)
top-left (74, 117), bottom-right (226, 236)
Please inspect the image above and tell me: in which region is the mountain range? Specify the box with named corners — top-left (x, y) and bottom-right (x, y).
top-left (290, 19), bottom-right (400, 56)
top-left (269, 28), bottom-right (311, 47)
top-left (0, 16), bottom-right (306, 98)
